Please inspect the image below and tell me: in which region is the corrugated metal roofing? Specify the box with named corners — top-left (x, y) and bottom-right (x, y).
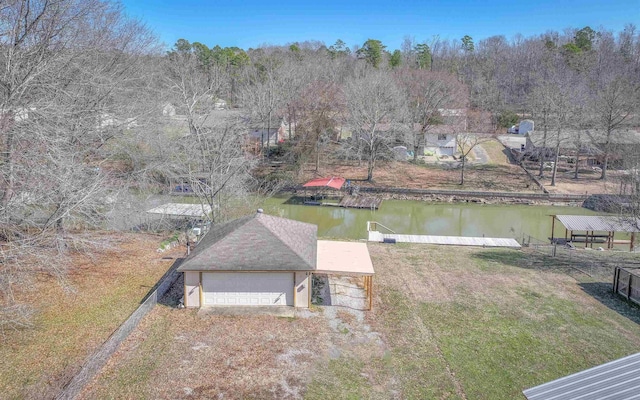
top-left (523, 352), bottom-right (640, 400)
top-left (555, 215), bottom-right (640, 232)
top-left (146, 203), bottom-right (212, 218)
top-left (303, 177), bottom-right (346, 190)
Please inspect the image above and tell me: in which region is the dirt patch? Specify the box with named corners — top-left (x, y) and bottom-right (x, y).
top-left (301, 161), bottom-right (537, 193)
top-left (537, 173), bottom-right (621, 195)
top-left (81, 274), bottom-right (389, 399)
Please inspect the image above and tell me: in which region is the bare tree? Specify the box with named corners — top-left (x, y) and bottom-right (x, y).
top-left (293, 80), bottom-right (343, 172)
top-left (456, 132), bottom-right (493, 185)
top-left (0, 0), bottom-right (158, 330)
top-left (343, 70), bottom-right (405, 181)
top-left (396, 69), bottom-right (468, 161)
top-left (243, 55), bottom-right (285, 159)
top-left (590, 76), bottom-right (639, 180)
top-left (163, 45), bottom-right (257, 223)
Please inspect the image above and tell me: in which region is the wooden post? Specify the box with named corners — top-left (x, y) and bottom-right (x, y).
top-left (367, 276), bottom-right (373, 311)
top-left (308, 273), bottom-right (312, 308)
top-left (613, 267), bottom-right (619, 294)
top-left (184, 273), bottom-right (188, 308)
top-left (585, 231), bottom-right (588, 248)
top-left (550, 216), bottom-right (556, 242)
top-left (293, 272), bottom-right (297, 307)
top-left (199, 272), bottom-right (203, 307)
top-left (631, 232), bottom-right (636, 252)
top-left (627, 271), bottom-right (632, 300)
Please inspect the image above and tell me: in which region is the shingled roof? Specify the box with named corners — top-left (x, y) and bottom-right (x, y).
top-left (177, 211), bottom-right (317, 272)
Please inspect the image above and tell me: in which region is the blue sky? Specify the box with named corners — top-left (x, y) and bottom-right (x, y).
top-left (121, 0), bottom-right (640, 50)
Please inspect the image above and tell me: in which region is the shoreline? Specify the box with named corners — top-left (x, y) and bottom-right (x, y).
top-left (280, 186), bottom-right (588, 207)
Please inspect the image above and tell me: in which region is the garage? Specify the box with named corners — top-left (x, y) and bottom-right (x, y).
top-left (178, 210), bottom-right (317, 308)
top-left (202, 272), bottom-right (294, 306)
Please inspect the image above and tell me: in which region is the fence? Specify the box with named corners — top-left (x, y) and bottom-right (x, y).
top-left (613, 267), bottom-right (640, 306)
top-left (56, 258), bottom-right (184, 400)
top-left (521, 232), bottom-right (638, 280)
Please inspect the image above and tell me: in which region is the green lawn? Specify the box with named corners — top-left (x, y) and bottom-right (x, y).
top-left (305, 244), bottom-right (640, 399)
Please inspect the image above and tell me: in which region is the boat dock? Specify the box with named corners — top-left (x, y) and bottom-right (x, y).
top-left (304, 195), bottom-right (382, 210)
top-left (338, 195), bottom-right (381, 209)
top-left (367, 221), bottom-right (521, 248)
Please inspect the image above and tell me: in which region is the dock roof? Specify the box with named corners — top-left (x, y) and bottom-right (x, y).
top-left (146, 203), bottom-right (212, 218)
top-left (554, 215), bottom-right (640, 232)
top-left (303, 177), bottom-right (346, 190)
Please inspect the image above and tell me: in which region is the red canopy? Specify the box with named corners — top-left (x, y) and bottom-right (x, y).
top-left (302, 177), bottom-right (346, 190)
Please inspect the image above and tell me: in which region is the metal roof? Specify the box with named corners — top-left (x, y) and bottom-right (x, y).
top-left (555, 215), bottom-right (640, 232)
top-left (303, 177), bottom-right (346, 190)
top-left (523, 352), bottom-right (640, 400)
top-left (146, 203), bottom-right (212, 218)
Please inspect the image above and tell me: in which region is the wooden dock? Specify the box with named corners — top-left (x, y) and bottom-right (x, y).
top-left (338, 195), bottom-right (382, 210)
top-left (368, 231), bottom-right (521, 248)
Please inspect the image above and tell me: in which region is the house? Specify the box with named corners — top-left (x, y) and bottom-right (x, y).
top-left (249, 119), bottom-right (288, 146)
top-left (422, 109), bottom-right (468, 156)
top-left (507, 119), bottom-right (534, 135)
top-left (162, 103), bottom-right (176, 116)
top-left (249, 127), bottom-right (282, 145)
top-left (178, 210), bottom-right (317, 308)
top-left (424, 125), bottom-right (457, 156)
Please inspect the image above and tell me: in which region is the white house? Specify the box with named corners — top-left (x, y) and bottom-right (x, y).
top-left (425, 126), bottom-right (457, 156)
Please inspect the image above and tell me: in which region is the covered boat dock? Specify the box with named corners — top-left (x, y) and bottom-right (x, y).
top-left (301, 177), bottom-right (382, 210)
top-left (550, 215), bottom-right (640, 251)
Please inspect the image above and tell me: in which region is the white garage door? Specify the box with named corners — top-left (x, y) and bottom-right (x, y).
top-left (202, 272), bottom-right (294, 306)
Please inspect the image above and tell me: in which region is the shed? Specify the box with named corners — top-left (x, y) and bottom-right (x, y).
top-left (523, 352), bottom-right (640, 400)
top-left (178, 210), bottom-right (317, 308)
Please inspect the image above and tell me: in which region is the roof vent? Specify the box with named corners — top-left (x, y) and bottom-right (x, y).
top-left (257, 208), bottom-right (263, 214)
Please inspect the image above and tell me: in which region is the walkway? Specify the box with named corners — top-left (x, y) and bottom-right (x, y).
top-left (471, 143), bottom-right (491, 164)
top-left (368, 231), bottom-right (521, 248)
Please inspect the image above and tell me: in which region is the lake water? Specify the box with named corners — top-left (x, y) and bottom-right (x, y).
top-left (262, 196), bottom-right (601, 243)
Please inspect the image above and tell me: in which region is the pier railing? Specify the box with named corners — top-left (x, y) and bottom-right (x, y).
top-left (367, 221), bottom-right (396, 233)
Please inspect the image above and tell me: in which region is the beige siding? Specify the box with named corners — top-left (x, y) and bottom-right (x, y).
top-left (184, 272), bottom-right (200, 308)
top-left (202, 272), bottom-right (294, 306)
top-left (294, 272), bottom-right (310, 308)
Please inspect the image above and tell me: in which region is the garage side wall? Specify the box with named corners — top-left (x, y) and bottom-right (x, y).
top-left (184, 271), bottom-right (200, 308)
top-left (294, 272), bottom-right (310, 308)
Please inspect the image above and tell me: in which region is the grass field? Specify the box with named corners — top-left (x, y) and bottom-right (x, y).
top-left (480, 138), bottom-right (513, 166)
top-left (80, 243), bottom-right (640, 399)
top-left (0, 233), bottom-right (183, 400)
